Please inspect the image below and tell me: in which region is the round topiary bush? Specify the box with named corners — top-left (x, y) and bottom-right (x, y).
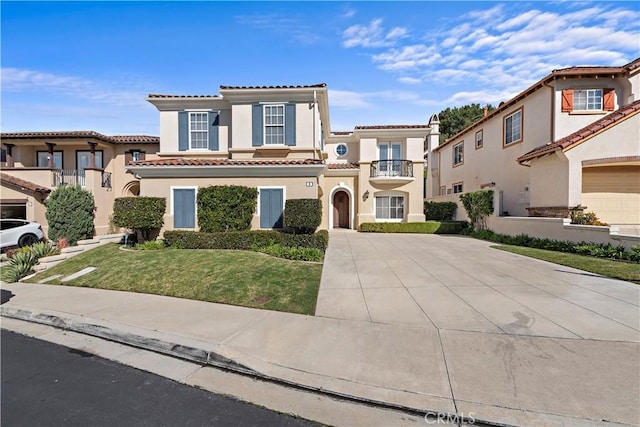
top-left (45, 185), bottom-right (95, 245)
top-left (113, 197), bottom-right (166, 242)
top-left (284, 199), bottom-right (322, 234)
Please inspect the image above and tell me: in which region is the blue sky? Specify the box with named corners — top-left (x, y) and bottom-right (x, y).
top-left (2, 1), bottom-right (639, 135)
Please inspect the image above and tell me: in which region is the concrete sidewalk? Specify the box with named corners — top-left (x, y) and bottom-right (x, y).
top-left (1, 282), bottom-right (638, 426)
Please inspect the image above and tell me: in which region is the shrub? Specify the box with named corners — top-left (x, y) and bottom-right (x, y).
top-left (135, 240), bottom-right (165, 250)
top-left (359, 221), bottom-right (465, 234)
top-left (197, 185), bottom-right (258, 232)
top-left (570, 206), bottom-right (609, 226)
top-left (424, 201), bottom-right (457, 221)
top-left (284, 199), bottom-right (322, 234)
top-left (0, 241), bottom-right (58, 282)
top-left (251, 243), bottom-right (324, 262)
top-left (459, 190), bottom-right (494, 231)
top-left (163, 230), bottom-right (329, 251)
top-left (113, 197), bottom-right (166, 242)
top-left (46, 185), bottom-right (95, 246)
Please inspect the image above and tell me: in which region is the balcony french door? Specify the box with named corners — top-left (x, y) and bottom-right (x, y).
top-left (379, 143), bottom-right (402, 176)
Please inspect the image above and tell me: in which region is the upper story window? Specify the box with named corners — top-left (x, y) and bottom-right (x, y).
top-left (504, 108), bottom-right (523, 146)
top-left (37, 151), bottom-right (63, 169)
top-left (561, 88), bottom-right (614, 113)
top-left (189, 112), bottom-right (209, 149)
top-left (335, 143), bottom-right (348, 157)
top-left (264, 105), bottom-right (285, 145)
top-left (453, 142), bottom-right (464, 166)
top-left (475, 130), bottom-right (483, 149)
top-left (132, 151), bottom-right (142, 162)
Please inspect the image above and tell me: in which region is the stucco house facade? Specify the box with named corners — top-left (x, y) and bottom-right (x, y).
top-left (0, 132), bottom-right (160, 236)
top-left (129, 84), bottom-right (428, 232)
top-left (426, 58), bottom-right (640, 229)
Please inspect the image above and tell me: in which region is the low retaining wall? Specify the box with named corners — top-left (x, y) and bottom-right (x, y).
top-left (33, 233), bottom-right (124, 272)
top-left (486, 216), bottom-right (640, 250)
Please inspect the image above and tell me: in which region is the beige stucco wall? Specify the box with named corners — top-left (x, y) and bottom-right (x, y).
top-left (159, 109), bottom-right (232, 154)
top-left (528, 151), bottom-right (570, 208)
top-left (325, 140), bottom-right (360, 165)
top-left (139, 176), bottom-right (321, 233)
top-left (433, 88), bottom-right (551, 218)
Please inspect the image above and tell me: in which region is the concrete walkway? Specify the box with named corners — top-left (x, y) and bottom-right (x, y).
top-left (1, 232), bottom-right (639, 426)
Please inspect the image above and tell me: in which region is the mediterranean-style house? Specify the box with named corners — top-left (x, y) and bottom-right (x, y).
top-left (127, 84), bottom-right (428, 232)
top-left (427, 58), bottom-right (640, 230)
top-left (0, 132), bottom-right (160, 236)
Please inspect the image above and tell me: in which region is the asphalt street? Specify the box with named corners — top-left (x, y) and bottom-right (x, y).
top-left (1, 329), bottom-right (318, 427)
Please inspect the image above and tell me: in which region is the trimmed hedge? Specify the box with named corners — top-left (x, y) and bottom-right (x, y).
top-left (113, 197), bottom-right (166, 241)
top-left (46, 185), bottom-right (95, 246)
top-left (465, 228), bottom-right (640, 262)
top-left (424, 201), bottom-right (457, 221)
top-left (284, 199), bottom-right (322, 234)
top-left (359, 221), bottom-right (466, 234)
top-left (197, 185), bottom-right (258, 232)
top-left (164, 230), bottom-right (329, 251)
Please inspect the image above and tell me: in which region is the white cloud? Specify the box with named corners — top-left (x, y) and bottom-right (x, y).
top-left (342, 18), bottom-right (408, 48)
top-left (398, 76), bottom-right (421, 84)
top-left (329, 90), bottom-right (373, 109)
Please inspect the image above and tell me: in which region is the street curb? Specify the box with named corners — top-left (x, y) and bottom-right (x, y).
top-left (0, 306), bottom-right (508, 427)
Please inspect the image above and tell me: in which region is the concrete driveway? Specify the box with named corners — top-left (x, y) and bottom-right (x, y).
top-left (316, 231), bottom-right (640, 341)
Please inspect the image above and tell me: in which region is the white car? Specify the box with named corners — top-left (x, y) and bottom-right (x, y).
top-left (0, 219), bottom-right (45, 250)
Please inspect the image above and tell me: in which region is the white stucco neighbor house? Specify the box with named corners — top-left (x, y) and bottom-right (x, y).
top-left (426, 58), bottom-right (640, 230)
top-left (127, 84), bottom-right (430, 232)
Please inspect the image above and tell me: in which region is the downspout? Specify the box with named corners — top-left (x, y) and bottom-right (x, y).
top-left (542, 79), bottom-right (555, 144)
top-left (312, 90), bottom-right (317, 160)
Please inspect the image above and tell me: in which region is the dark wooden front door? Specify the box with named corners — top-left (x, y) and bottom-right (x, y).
top-left (333, 191), bottom-right (350, 228)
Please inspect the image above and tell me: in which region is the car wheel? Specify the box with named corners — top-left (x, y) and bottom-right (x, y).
top-left (18, 234), bottom-right (39, 248)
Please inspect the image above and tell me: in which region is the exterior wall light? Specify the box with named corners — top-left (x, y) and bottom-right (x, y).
top-left (363, 190), bottom-right (370, 200)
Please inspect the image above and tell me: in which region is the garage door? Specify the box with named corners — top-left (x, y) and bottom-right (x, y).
top-left (1, 199), bottom-right (27, 220)
top-left (582, 166), bottom-right (640, 224)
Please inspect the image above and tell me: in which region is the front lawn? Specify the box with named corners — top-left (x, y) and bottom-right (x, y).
top-left (26, 244), bottom-right (322, 314)
top-left (494, 245), bottom-right (640, 285)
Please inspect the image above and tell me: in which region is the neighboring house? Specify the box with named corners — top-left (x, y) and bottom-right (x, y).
top-left (128, 84), bottom-right (428, 231)
top-left (0, 131), bottom-right (160, 236)
top-left (427, 58), bottom-right (640, 228)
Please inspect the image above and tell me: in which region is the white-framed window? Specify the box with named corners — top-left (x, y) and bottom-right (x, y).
top-left (378, 142), bottom-right (402, 176)
top-left (335, 143), bottom-right (348, 157)
top-left (439, 186), bottom-right (446, 196)
top-left (453, 142), bottom-right (464, 166)
top-left (375, 195), bottom-right (404, 221)
top-left (574, 89), bottom-right (603, 111)
top-left (453, 182), bottom-right (463, 194)
top-left (264, 104), bottom-right (285, 145)
top-left (37, 151), bottom-right (63, 169)
top-left (475, 130), bottom-right (483, 149)
top-left (504, 108), bottom-right (523, 146)
top-left (132, 151), bottom-right (141, 162)
top-left (189, 112), bottom-right (208, 149)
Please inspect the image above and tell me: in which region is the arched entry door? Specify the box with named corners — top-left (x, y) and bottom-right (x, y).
top-left (333, 190), bottom-right (350, 228)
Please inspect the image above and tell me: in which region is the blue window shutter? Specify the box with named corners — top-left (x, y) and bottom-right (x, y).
top-left (208, 111), bottom-right (219, 151)
top-left (174, 189), bottom-right (195, 228)
top-left (178, 112), bottom-right (189, 151)
top-left (252, 104), bottom-right (263, 147)
top-left (285, 103), bottom-right (296, 146)
top-left (260, 189), bottom-right (283, 229)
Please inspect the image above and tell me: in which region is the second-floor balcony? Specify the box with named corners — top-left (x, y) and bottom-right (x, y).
top-left (1, 167), bottom-right (112, 191)
top-left (370, 160), bottom-right (415, 184)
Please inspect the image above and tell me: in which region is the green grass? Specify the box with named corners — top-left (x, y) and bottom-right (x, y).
top-left (494, 245), bottom-right (640, 285)
top-left (26, 244), bottom-right (323, 314)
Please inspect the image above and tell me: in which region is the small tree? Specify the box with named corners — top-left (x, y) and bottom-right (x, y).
top-left (197, 185), bottom-right (258, 232)
top-left (113, 197), bottom-right (166, 241)
top-left (284, 199), bottom-right (322, 234)
top-left (46, 185), bottom-right (95, 245)
top-left (459, 190), bottom-right (494, 230)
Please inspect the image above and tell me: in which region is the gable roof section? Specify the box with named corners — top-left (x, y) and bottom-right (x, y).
top-left (517, 100), bottom-right (640, 163)
top-left (0, 172), bottom-right (51, 194)
top-left (434, 57), bottom-right (640, 152)
top-left (219, 84), bottom-right (326, 90)
top-left (130, 158), bottom-right (324, 167)
top-left (1, 131), bottom-right (159, 145)
top-left (354, 125), bottom-right (428, 130)
top-left (147, 94), bottom-right (220, 99)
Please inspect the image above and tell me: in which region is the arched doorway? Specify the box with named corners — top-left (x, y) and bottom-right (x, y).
top-left (332, 190), bottom-right (350, 228)
top-left (122, 181), bottom-right (140, 196)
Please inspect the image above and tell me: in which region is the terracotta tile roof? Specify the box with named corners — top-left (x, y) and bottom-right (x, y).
top-left (130, 158), bottom-right (325, 167)
top-left (517, 100), bottom-right (640, 163)
top-left (147, 94), bottom-right (220, 99)
top-left (0, 173), bottom-right (51, 193)
top-left (1, 131), bottom-right (158, 145)
top-left (327, 163), bottom-right (359, 170)
top-left (219, 84), bottom-right (326, 90)
top-left (354, 125), bottom-right (428, 130)
top-left (331, 131), bottom-right (353, 135)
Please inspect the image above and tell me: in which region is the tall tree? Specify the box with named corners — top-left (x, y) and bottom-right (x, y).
top-left (438, 103), bottom-right (495, 143)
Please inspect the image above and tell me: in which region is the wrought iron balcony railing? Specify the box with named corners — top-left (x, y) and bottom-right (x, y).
top-left (370, 160), bottom-right (413, 178)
